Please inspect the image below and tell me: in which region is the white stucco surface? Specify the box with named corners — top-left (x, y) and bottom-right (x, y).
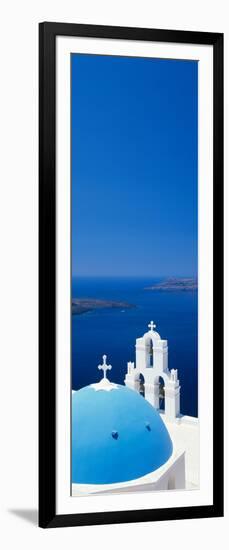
top-left (161, 413), bottom-right (199, 487)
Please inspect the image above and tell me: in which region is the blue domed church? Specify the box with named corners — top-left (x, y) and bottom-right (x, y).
top-left (72, 323), bottom-right (198, 496)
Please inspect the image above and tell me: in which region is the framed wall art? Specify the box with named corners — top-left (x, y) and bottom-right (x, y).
top-left (39, 22), bottom-right (224, 528)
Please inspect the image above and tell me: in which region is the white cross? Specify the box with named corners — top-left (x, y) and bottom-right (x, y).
top-left (98, 355), bottom-right (112, 379)
top-left (148, 320), bottom-right (156, 332)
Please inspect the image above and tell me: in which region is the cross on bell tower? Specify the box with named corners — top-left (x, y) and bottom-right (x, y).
top-left (98, 355), bottom-right (112, 380)
top-left (148, 321), bottom-right (156, 332)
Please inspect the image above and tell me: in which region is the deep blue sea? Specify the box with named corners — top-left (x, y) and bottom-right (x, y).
top-left (72, 277), bottom-right (198, 417)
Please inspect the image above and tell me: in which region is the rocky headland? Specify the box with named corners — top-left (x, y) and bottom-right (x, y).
top-left (145, 278), bottom-right (198, 292)
top-left (72, 298), bottom-right (135, 315)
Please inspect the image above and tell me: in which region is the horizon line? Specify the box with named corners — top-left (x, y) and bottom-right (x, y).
top-left (71, 274), bottom-right (198, 279)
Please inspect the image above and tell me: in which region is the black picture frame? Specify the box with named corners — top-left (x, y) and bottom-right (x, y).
top-left (39, 22), bottom-right (224, 528)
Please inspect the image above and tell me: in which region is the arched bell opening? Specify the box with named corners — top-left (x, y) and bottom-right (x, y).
top-left (148, 339), bottom-right (154, 367)
top-left (144, 336), bottom-right (154, 368)
top-left (158, 376), bottom-right (165, 411)
top-left (139, 373), bottom-right (145, 397)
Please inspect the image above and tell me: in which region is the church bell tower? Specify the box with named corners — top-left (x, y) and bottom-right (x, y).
top-left (124, 321), bottom-right (180, 421)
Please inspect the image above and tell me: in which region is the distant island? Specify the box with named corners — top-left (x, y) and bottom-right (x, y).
top-left (145, 278), bottom-right (198, 292)
top-left (72, 298), bottom-right (135, 315)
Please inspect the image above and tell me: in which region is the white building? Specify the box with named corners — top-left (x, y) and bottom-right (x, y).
top-left (125, 321), bottom-right (180, 420)
top-left (72, 322), bottom-right (199, 497)
top-left (124, 321), bottom-right (199, 490)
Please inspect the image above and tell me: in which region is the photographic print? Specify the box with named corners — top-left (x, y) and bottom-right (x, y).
top-left (71, 53), bottom-right (199, 496)
top-left (39, 23), bottom-right (223, 527)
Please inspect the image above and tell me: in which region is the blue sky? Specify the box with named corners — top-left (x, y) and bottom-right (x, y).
top-left (71, 54), bottom-right (198, 277)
